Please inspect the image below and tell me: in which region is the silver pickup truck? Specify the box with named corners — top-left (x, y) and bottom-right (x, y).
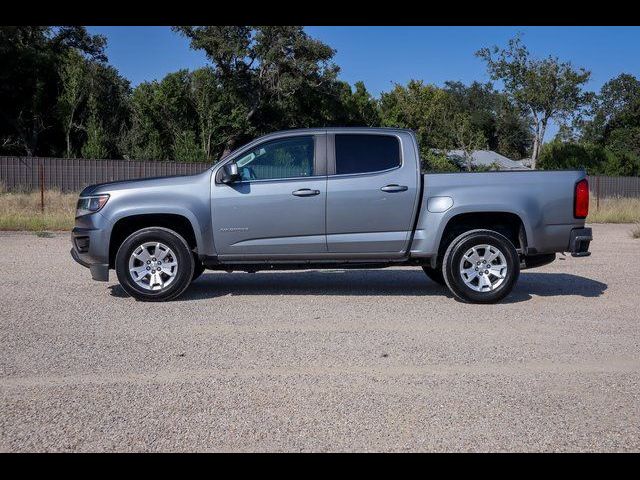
top-left (71, 127), bottom-right (592, 303)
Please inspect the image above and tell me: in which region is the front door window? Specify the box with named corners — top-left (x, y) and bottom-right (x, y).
top-left (235, 136), bottom-right (315, 181)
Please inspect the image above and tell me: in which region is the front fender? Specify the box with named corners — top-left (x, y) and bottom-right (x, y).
top-left (106, 205), bottom-right (207, 254)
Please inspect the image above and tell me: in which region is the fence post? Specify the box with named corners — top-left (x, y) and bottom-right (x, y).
top-left (38, 159), bottom-right (44, 213)
top-left (596, 176), bottom-right (600, 210)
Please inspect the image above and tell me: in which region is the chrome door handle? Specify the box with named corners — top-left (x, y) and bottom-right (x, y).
top-left (292, 189), bottom-right (320, 197)
top-left (380, 184), bottom-right (408, 192)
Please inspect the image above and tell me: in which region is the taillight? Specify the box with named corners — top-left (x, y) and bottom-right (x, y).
top-left (574, 179), bottom-right (589, 219)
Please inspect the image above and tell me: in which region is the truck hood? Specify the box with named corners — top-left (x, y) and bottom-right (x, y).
top-left (79, 171), bottom-right (212, 196)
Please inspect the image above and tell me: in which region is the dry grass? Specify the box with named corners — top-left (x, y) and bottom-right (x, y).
top-left (631, 224), bottom-right (640, 239)
top-left (587, 197), bottom-right (640, 224)
top-left (0, 188), bottom-right (76, 231)
top-left (1, 187), bottom-right (640, 232)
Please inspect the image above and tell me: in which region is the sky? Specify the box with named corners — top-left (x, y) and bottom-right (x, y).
top-left (87, 26), bottom-right (640, 140)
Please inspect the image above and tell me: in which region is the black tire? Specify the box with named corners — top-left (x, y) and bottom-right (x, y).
top-left (442, 229), bottom-right (520, 304)
top-left (192, 259), bottom-right (206, 282)
top-left (115, 227), bottom-right (195, 301)
top-left (422, 265), bottom-right (446, 285)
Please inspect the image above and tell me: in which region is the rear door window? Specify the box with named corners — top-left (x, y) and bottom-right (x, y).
top-left (334, 134), bottom-right (401, 175)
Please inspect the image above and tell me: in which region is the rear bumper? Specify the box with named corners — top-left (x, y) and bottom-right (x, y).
top-left (570, 227), bottom-right (592, 257)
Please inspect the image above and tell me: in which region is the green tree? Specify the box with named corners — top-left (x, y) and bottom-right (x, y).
top-left (83, 62), bottom-right (131, 158)
top-left (579, 74), bottom-right (640, 171)
top-left (173, 26), bottom-right (340, 154)
top-left (537, 140), bottom-right (612, 174)
top-left (187, 67), bottom-right (254, 161)
top-left (444, 80), bottom-right (532, 159)
top-left (0, 26), bottom-right (106, 156)
top-left (421, 150), bottom-right (461, 173)
top-left (582, 74), bottom-right (640, 143)
top-left (122, 70), bottom-right (197, 160)
top-left (477, 35), bottom-right (592, 168)
top-left (336, 81), bottom-right (380, 126)
top-left (81, 93), bottom-right (108, 159)
top-left (172, 130), bottom-right (205, 162)
top-left (451, 112), bottom-right (487, 171)
top-left (189, 67), bottom-right (219, 160)
top-left (58, 49), bottom-right (87, 157)
top-left (380, 80), bottom-right (454, 150)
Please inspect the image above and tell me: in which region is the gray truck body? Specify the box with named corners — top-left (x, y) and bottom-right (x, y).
top-left (71, 128), bottom-right (591, 282)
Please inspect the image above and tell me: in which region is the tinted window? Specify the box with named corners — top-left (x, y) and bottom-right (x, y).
top-left (235, 136), bottom-right (314, 181)
top-left (335, 134), bottom-right (400, 175)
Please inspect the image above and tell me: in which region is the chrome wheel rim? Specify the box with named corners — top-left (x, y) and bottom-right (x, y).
top-left (128, 242), bottom-right (178, 291)
top-left (459, 244), bottom-right (508, 292)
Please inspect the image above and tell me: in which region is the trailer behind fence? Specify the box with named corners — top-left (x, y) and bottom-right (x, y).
top-left (1, 156), bottom-right (640, 200)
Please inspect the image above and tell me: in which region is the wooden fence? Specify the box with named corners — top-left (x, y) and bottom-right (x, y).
top-left (1, 156), bottom-right (640, 199)
top-left (588, 175), bottom-right (640, 199)
top-left (0, 156), bottom-right (212, 192)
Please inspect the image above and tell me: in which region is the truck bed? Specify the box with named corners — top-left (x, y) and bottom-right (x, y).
top-left (410, 170), bottom-right (588, 257)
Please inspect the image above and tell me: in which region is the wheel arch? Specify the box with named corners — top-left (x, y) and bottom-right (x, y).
top-left (109, 212), bottom-right (200, 268)
top-left (432, 210), bottom-right (528, 268)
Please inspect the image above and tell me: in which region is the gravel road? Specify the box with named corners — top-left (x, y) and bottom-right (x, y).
top-left (1, 223), bottom-right (639, 452)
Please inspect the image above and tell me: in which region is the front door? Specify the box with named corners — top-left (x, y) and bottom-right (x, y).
top-left (211, 134), bottom-right (327, 258)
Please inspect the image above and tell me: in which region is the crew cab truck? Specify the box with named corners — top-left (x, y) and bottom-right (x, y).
top-left (71, 128), bottom-right (592, 303)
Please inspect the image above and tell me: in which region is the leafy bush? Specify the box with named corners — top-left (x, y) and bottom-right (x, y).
top-left (538, 141), bottom-right (606, 173)
top-left (421, 150), bottom-right (461, 173)
top-left (538, 140), bottom-right (639, 175)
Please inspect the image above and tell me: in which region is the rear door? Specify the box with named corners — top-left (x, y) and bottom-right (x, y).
top-left (211, 133), bottom-right (327, 258)
top-left (326, 132), bottom-right (419, 254)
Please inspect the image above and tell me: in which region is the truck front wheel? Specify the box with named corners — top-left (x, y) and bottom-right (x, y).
top-left (192, 258), bottom-right (206, 282)
top-left (115, 227), bottom-right (195, 301)
top-left (442, 229), bottom-right (520, 304)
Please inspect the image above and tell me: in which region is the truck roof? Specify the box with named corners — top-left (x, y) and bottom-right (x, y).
top-left (269, 127), bottom-right (415, 135)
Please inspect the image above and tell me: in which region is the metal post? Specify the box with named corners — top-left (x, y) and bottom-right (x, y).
top-left (39, 160), bottom-right (44, 213)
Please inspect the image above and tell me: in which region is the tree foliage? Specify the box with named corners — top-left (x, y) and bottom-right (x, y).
top-left (477, 35), bottom-right (593, 167)
top-left (537, 139), bottom-right (640, 176)
top-left (0, 26), bottom-right (128, 158)
top-left (81, 92), bottom-right (109, 159)
top-left (58, 49), bottom-right (87, 157)
top-left (172, 26), bottom-right (342, 154)
top-left (452, 112), bottom-right (488, 171)
top-left (378, 79), bottom-right (531, 171)
top-left (545, 73), bottom-right (640, 176)
top-left (0, 27), bottom-right (638, 176)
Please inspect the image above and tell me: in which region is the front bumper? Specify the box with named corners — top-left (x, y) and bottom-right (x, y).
top-left (70, 213), bottom-right (111, 281)
top-left (569, 227), bottom-right (592, 257)
top-left (70, 246), bottom-right (109, 281)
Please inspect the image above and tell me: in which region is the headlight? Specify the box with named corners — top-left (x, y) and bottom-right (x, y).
top-left (76, 194), bottom-right (109, 217)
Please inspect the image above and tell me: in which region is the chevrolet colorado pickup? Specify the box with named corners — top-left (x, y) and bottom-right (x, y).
top-left (71, 128), bottom-right (592, 303)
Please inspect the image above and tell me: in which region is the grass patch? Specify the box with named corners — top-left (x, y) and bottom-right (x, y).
top-left (1, 188), bottom-right (639, 231)
top-left (587, 197), bottom-right (640, 224)
top-left (631, 224), bottom-right (640, 239)
top-left (0, 189), bottom-right (76, 231)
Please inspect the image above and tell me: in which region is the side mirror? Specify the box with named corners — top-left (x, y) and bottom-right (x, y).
top-left (220, 162), bottom-right (240, 184)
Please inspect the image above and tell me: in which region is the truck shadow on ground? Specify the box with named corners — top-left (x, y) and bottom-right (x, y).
top-left (110, 269), bottom-right (607, 303)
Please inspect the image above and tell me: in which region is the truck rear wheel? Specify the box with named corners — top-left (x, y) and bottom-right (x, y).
top-left (115, 227), bottom-right (195, 301)
top-left (442, 229), bottom-right (520, 304)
